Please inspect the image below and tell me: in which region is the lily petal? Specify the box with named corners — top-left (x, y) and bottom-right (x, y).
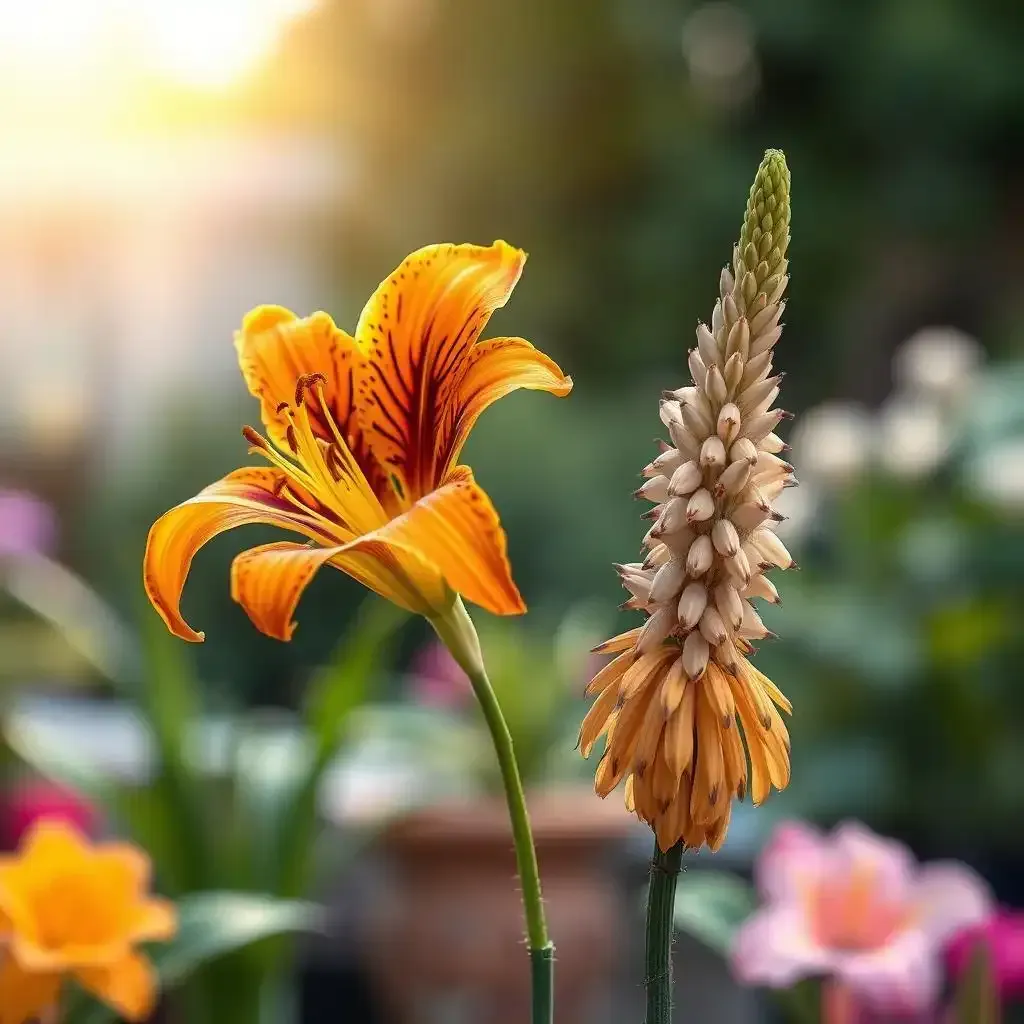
top-left (355, 241), bottom-right (525, 503)
top-left (235, 308), bottom-right (399, 510)
top-left (235, 307), bottom-right (359, 450)
top-left (231, 537), bottom-right (448, 639)
top-left (143, 467), bottom-right (331, 642)
top-left (0, 956), bottom-right (60, 1024)
top-left (445, 336), bottom-right (572, 473)
top-left (357, 466), bottom-right (525, 615)
top-left (75, 951), bottom-right (157, 1022)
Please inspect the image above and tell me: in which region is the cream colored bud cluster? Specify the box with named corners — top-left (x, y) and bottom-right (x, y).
top-left (619, 182), bottom-right (796, 682)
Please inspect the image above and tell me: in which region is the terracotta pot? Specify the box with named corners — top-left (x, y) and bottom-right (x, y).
top-left (365, 786), bottom-right (633, 1024)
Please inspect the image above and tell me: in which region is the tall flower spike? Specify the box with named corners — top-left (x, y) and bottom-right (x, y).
top-left (581, 150), bottom-right (795, 853)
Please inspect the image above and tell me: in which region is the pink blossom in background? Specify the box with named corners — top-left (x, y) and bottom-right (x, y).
top-left (947, 908), bottom-right (1024, 1001)
top-left (0, 489), bottom-right (57, 559)
top-left (731, 820), bottom-right (992, 1016)
top-left (1, 780), bottom-right (98, 849)
top-left (408, 640), bottom-right (471, 708)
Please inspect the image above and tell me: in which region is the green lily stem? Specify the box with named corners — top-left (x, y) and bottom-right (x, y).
top-left (429, 596), bottom-right (554, 1024)
top-left (645, 840), bottom-right (684, 1024)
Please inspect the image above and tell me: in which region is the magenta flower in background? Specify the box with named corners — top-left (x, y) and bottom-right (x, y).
top-left (947, 908), bottom-right (1024, 1001)
top-left (731, 821), bottom-right (992, 1015)
top-left (408, 639), bottom-right (471, 708)
top-left (1, 780), bottom-right (98, 849)
top-left (0, 489), bottom-right (57, 559)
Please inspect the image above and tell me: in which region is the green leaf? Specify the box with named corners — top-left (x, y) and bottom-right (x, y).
top-left (130, 616), bottom-right (212, 894)
top-left (672, 870), bottom-right (756, 957)
top-left (236, 597), bottom-right (406, 897)
top-left (69, 893), bottom-right (323, 1024)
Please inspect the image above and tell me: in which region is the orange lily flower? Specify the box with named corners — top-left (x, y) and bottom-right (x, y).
top-left (0, 820), bottom-right (176, 1024)
top-left (144, 241), bottom-right (572, 642)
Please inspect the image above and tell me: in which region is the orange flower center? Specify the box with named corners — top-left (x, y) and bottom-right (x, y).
top-left (29, 871), bottom-right (125, 949)
top-left (808, 863), bottom-right (910, 952)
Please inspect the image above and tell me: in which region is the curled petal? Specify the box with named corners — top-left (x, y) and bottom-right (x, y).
top-left (231, 542), bottom-right (340, 641)
top-left (445, 336), bottom-right (572, 473)
top-left (355, 241), bottom-right (526, 502)
top-left (143, 468), bottom-right (330, 642)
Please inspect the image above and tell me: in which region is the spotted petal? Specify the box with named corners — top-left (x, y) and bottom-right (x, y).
top-left (355, 241), bottom-right (525, 503)
top-left (445, 336), bottom-right (572, 473)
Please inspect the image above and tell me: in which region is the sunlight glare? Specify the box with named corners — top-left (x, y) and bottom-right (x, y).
top-left (0, 0), bottom-right (317, 91)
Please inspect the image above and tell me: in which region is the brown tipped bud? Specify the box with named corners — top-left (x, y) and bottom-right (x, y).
top-left (696, 322), bottom-right (719, 367)
top-left (712, 519), bottom-right (740, 557)
top-left (688, 348), bottom-right (707, 389)
top-left (682, 630), bottom-right (710, 681)
top-left (635, 476), bottom-right (670, 503)
top-left (669, 460), bottom-right (703, 497)
top-left (725, 317), bottom-right (751, 362)
top-left (730, 437), bottom-right (759, 465)
top-left (700, 436), bottom-right (727, 471)
top-left (686, 488), bottom-right (715, 523)
top-left (650, 559), bottom-right (687, 603)
top-left (699, 606), bottom-right (728, 646)
top-left (717, 403), bottom-right (742, 446)
top-left (714, 583), bottom-right (744, 630)
top-left (677, 582), bottom-right (708, 629)
top-left (716, 459), bottom-right (752, 498)
top-left (686, 535), bottom-right (714, 577)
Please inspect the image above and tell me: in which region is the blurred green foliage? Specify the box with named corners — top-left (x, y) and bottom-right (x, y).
top-left (4, 593), bottom-right (404, 1023)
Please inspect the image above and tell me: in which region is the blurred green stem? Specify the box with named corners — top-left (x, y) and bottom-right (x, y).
top-left (429, 596), bottom-right (553, 1024)
top-left (645, 840), bottom-right (683, 1024)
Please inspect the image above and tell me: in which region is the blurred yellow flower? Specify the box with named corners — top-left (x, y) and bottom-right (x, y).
top-left (144, 241), bottom-right (572, 642)
top-left (0, 820), bottom-right (176, 1024)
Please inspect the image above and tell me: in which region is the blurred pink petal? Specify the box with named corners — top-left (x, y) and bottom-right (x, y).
top-left (408, 640), bottom-right (471, 708)
top-left (830, 822), bottom-right (915, 907)
top-left (0, 490), bottom-right (57, 559)
top-left (835, 929), bottom-right (939, 1014)
top-left (947, 908), bottom-right (1024, 999)
top-left (732, 819), bottom-right (993, 1016)
top-left (913, 863), bottom-right (992, 943)
top-left (732, 906), bottom-right (832, 988)
top-left (1, 780), bottom-right (97, 849)
top-left (755, 819), bottom-right (827, 902)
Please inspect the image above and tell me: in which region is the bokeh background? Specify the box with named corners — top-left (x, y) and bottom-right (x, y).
top-left (1, 0), bottom-right (1022, 1021)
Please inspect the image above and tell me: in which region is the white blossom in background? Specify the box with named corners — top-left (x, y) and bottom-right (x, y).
top-left (681, 2), bottom-right (760, 109)
top-left (791, 401), bottom-right (873, 488)
top-left (771, 481), bottom-right (820, 544)
top-left (894, 326), bottom-right (984, 403)
top-left (878, 396), bottom-right (949, 480)
top-left (967, 437), bottom-right (1024, 512)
